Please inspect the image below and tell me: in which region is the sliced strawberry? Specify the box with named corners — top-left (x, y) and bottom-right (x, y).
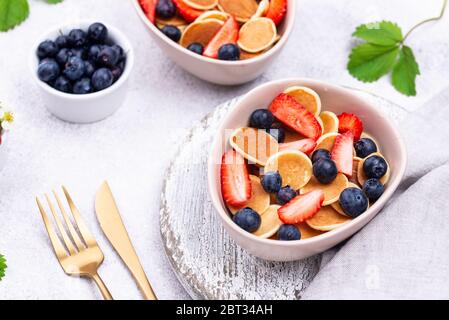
top-left (172, 0), bottom-right (203, 23)
top-left (338, 112), bottom-right (363, 141)
top-left (266, 0), bottom-right (287, 25)
top-left (269, 93), bottom-right (322, 141)
top-left (221, 149), bottom-right (252, 207)
top-left (139, 0), bottom-right (157, 23)
top-left (278, 190), bottom-right (324, 224)
top-left (331, 131), bottom-right (354, 177)
top-left (279, 138), bottom-right (317, 155)
top-left (204, 16), bottom-right (239, 59)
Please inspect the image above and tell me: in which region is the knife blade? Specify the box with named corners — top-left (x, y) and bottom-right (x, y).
top-left (95, 181), bottom-right (157, 300)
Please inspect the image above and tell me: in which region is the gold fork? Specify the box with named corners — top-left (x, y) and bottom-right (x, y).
top-left (36, 186), bottom-right (113, 300)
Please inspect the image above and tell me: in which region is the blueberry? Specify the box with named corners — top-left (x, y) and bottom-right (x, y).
top-left (37, 59), bottom-right (60, 83)
top-left (355, 138), bottom-right (377, 158)
top-left (55, 48), bottom-right (73, 65)
top-left (233, 208), bottom-right (261, 233)
top-left (218, 43), bottom-right (240, 61)
top-left (53, 76), bottom-right (72, 93)
top-left (96, 46), bottom-right (119, 67)
top-left (84, 60), bottom-right (95, 77)
top-left (261, 172), bottom-right (282, 193)
top-left (110, 65), bottom-right (123, 82)
top-left (111, 44), bottom-right (126, 61)
top-left (363, 155), bottom-right (388, 179)
top-left (276, 186), bottom-right (297, 205)
top-left (73, 78), bottom-right (93, 94)
top-left (68, 29), bottom-right (87, 47)
top-left (339, 188), bottom-right (368, 218)
top-left (37, 40), bottom-right (59, 59)
top-left (63, 56), bottom-right (86, 81)
top-left (91, 68), bottom-right (114, 91)
top-left (156, 0), bottom-right (176, 19)
top-left (311, 149), bottom-right (331, 164)
top-left (161, 25), bottom-right (181, 42)
top-left (88, 44), bottom-right (103, 61)
top-left (88, 23), bottom-right (108, 43)
top-left (249, 109), bottom-right (274, 129)
top-left (71, 47), bottom-right (88, 60)
top-left (313, 159), bottom-right (338, 184)
top-left (278, 225), bottom-right (301, 241)
top-left (266, 127), bottom-right (285, 143)
top-left (187, 43), bottom-right (204, 55)
top-left (55, 35), bottom-right (70, 48)
top-left (363, 178), bottom-right (385, 202)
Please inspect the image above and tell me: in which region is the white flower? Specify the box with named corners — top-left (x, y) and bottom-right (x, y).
top-left (0, 106), bottom-right (14, 131)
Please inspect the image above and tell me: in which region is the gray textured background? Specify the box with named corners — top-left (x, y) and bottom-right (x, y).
top-left (0, 0), bottom-right (448, 299)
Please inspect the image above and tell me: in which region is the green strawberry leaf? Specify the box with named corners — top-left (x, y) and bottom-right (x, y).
top-left (392, 45), bottom-right (420, 96)
top-left (46, 0), bottom-right (63, 4)
top-left (348, 43), bottom-right (400, 82)
top-left (353, 21), bottom-right (403, 46)
top-left (0, 254), bottom-right (6, 281)
top-left (0, 0), bottom-right (29, 32)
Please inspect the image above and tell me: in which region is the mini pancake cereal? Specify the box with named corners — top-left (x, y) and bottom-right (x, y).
top-left (306, 206), bottom-right (351, 231)
top-left (300, 174), bottom-right (348, 205)
top-left (253, 205), bottom-right (283, 238)
top-left (218, 0), bottom-right (259, 22)
top-left (185, 0), bottom-right (218, 10)
top-left (220, 85), bottom-right (391, 241)
top-left (237, 17), bottom-right (277, 53)
top-left (264, 150), bottom-right (313, 190)
top-left (315, 132), bottom-right (339, 151)
top-left (319, 111), bottom-right (339, 134)
top-left (139, 0), bottom-right (288, 61)
top-left (228, 175), bottom-right (270, 214)
top-left (284, 86), bottom-right (322, 116)
top-left (230, 127), bottom-right (279, 166)
top-left (180, 19), bottom-right (224, 47)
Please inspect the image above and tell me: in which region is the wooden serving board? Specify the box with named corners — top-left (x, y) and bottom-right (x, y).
top-left (160, 90), bottom-right (407, 300)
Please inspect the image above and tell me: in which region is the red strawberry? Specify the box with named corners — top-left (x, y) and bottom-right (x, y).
top-left (172, 0), bottom-right (203, 23)
top-left (221, 149), bottom-right (252, 207)
top-left (278, 190), bottom-right (324, 224)
top-left (338, 112), bottom-right (363, 141)
top-left (139, 0), bottom-right (157, 23)
top-left (204, 16), bottom-right (239, 59)
top-left (266, 0), bottom-right (287, 25)
top-left (269, 93), bottom-right (322, 141)
top-left (279, 138), bottom-right (317, 155)
top-left (331, 131), bottom-right (354, 177)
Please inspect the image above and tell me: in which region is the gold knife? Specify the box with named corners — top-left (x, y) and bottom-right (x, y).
top-left (95, 181), bottom-right (157, 300)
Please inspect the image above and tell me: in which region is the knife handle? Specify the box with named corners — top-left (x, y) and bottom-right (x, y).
top-left (133, 268), bottom-right (157, 300)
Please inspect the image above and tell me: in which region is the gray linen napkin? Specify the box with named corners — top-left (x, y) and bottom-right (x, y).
top-left (302, 87), bottom-right (449, 299)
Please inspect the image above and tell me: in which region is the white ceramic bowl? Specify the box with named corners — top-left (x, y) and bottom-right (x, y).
top-left (30, 21), bottom-right (134, 123)
top-left (131, 0), bottom-right (296, 85)
top-left (208, 78), bottom-right (407, 261)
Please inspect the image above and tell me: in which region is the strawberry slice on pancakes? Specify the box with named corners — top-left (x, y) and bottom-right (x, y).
top-left (204, 16), bottom-right (239, 59)
top-left (221, 149), bottom-right (252, 207)
top-left (266, 0), bottom-right (288, 25)
top-left (269, 93), bottom-right (322, 141)
top-left (139, 0), bottom-right (158, 23)
top-left (172, 0), bottom-right (204, 23)
top-left (331, 131), bottom-right (354, 177)
top-left (279, 138), bottom-right (317, 155)
top-left (338, 112), bottom-right (363, 141)
top-left (278, 190), bottom-right (324, 224)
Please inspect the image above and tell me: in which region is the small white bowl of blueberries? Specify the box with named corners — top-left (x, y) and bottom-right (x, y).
top-left (31, 21), bottom-right (134, 123)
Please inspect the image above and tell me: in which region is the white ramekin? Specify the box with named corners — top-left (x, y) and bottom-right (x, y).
top-left (30, 21), bottom-right (134, 123)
